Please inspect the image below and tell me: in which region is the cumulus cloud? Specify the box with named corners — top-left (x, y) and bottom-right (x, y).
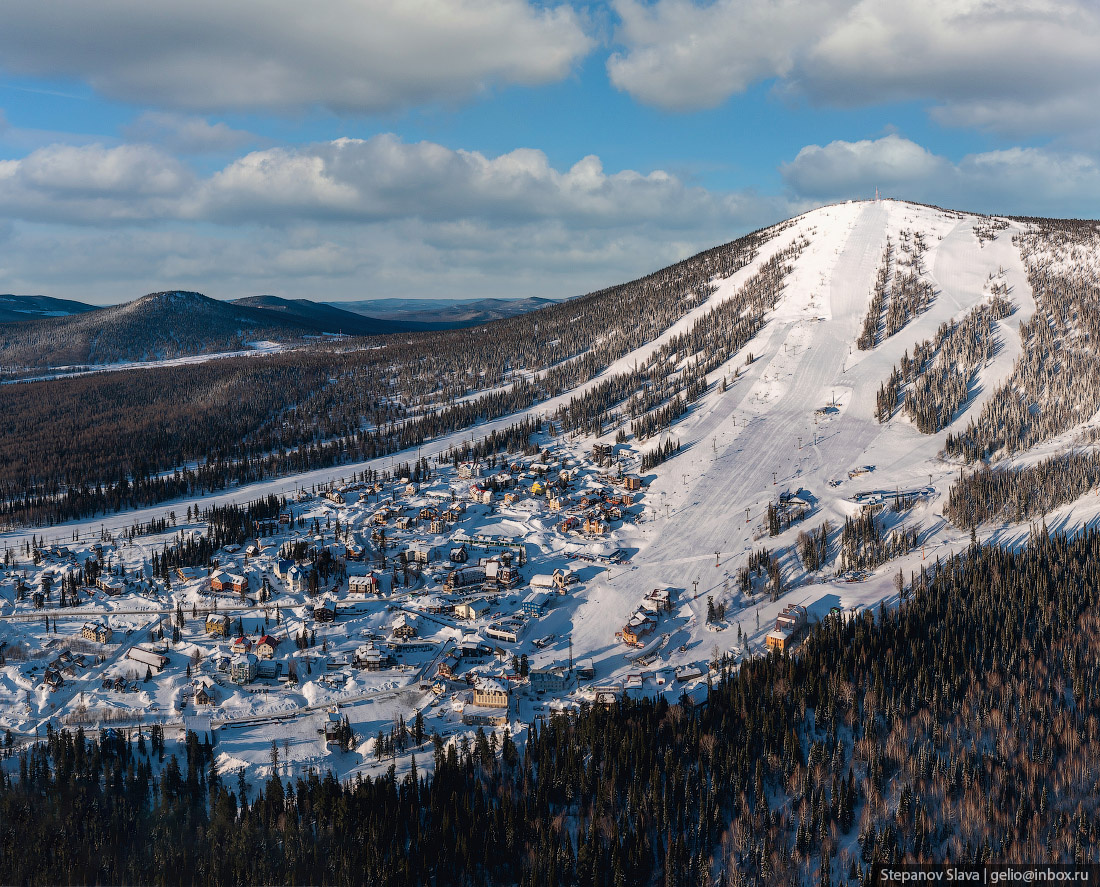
top-left (0, 143), bottom-right (194, 222)
top-left (192, 135), bottom-right (741, 228)
top-left (608, 0), bottom-right (1100, 136)
top-left (0, 0), bottom-right (593, 114)
top-left (781, 135), bottom-right (1100, 217)
top-left (607, 0), bottom-right (844, 110)
top-left (0, 135), bottom-right (793, 303)
top-left (781, 135), bottom-right (950, 198)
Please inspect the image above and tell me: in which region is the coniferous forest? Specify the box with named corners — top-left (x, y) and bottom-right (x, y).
top-left (0, 224), bottom-right (778, 528)
top-left (3, 530), bottom-right (1100, 885)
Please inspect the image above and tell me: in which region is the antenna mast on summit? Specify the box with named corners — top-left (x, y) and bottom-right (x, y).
top-left (875, 186), bottom-right (880, 202)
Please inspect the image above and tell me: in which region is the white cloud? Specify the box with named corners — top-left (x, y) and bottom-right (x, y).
top-left (122, 113), bottom-right (256, 155)
top-left (0, 143), bottom-right (193, 222)
top-left (608, 0), bottom-right (1100, 136)
top-left (607, 0), bottom-right (843, 111)
top-left (781, 135), bottom-right (950, 198)
top-left (0, 0), bottom-right (593, 114)
top-left (781, 134), bottom-right (1100, 217)
top-left (0, 135), bottom-right (793, 303)
top-left (192, 135), bottom-right (738, 228)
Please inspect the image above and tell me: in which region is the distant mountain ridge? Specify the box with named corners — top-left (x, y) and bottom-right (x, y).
top-left (0, 288), bottom-right (561, 368)
top-left (0, 294), bottom-right (96, 323)
top-left (229, 295), bottom-right (444, 334)
top-left (0, 290), bottom-right (347, 368)
top-left (327, 296), bottom-right (556, 326)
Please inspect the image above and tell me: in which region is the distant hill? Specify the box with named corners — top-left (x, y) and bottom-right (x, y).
top-left (0, 294), bottom-right (96, 323)
top-left (0, 289), bottom-right (530, 369)
top-left (0, 290), bottom-right (348, 368)
top-left (230, 295), bottom-right (443, 335)
top-left (327, 296), bottom-right (556, 327)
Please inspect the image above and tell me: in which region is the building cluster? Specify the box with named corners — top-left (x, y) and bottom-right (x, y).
top-left (620, 588), bottom-right (674, 646)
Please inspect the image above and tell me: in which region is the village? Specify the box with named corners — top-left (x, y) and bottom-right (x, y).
top-left (0, 434), bottom-right (772, 779)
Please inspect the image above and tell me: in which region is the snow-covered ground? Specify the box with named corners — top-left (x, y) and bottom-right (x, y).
top-left (4, 199), bottom-right (1077, 787)
top-left (1, 340), bottom-right (291, 384)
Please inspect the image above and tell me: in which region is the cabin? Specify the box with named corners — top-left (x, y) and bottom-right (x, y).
top-left (391, 614), bottom-right (418, 639)
top-left (230, 636), bottom-right (253, 655)
top-left (44, 669), bottom-right (64, 690)
top-left (583, 515), bottom-right (609, 535)
top-left (436, 651), bottom-right (461, 679)
top-left (621, 612), bottom-right (656, 646)
top-left (483, 559), bottom-right (519, 588)
top-left (455, 599), bottom-right (492, 621)
top-left (445, 566), bottom-right (486, 593)
top-left (206, 614), bottom-right (231, 637)
top-left (255, 635), bottom-right (280, 659)
top-left (547, 494), bottom-right (569, 511)
top-left (349, 574), bottom-right (379, 595)
top-left (675, 663), bottom-right (707, 682)
top-left (420, 596), bottom-right (453, 615)
top-left (325, 710), bottom-right (350, 744)
top-left (521, 591), bottom-right (551, 618)
top-left (127, 647), bottom-right (169, 672)
top-left (529, 665), bottom-right (570, 693)
top-left (97, 577), bottom-right (125, 597)
top-left (775, 604), bottom-right (807, 633)
top-left (643, 587), bottom-right (674, 613)
top-left (194, 685), bottom-right (215, 706)
top-left (345, 543), bottom-right (365, 561)
top-left (531, 569), bottom-right (573, 594)
top-left (449, 546), bottom-right (469, 563)
top-left (323, 490), bottom-right (344, 505)
top-left (408, 544), bottom-right (432, 565)
top-left (210, 571), bottom-right (247, 594)
top-left (175, 567), bottom-right (201, 582)
top-left (766, 628), bottom-right (798, 653)
top-left (284, 564), bottom-right (311, 594)
top-left (81, 621), bottom-right (113, 644)
top-left (354, 643), bottom-right (394, 670)
top-left (313, 598), bottom-right (337, 623)
top-left (472, 679), bottom-right (510, 708)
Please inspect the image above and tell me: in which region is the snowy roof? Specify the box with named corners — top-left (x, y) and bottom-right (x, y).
top-left (478, 678), bottom-right (508, 696)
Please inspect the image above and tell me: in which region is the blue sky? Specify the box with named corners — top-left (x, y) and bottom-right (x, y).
top-left (0, 0), bottom-right (1098, 305)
